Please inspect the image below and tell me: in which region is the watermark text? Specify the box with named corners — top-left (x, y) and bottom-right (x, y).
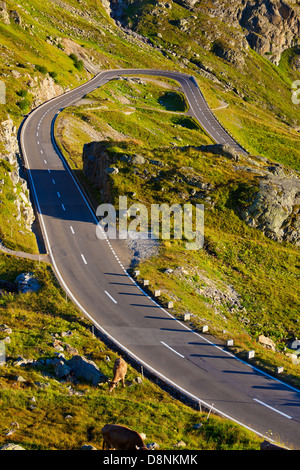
top-left (96, 196), bottom-right (204, 250)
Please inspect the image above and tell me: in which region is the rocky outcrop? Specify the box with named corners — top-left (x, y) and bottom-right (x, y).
top-left (27, 75), bottom-right (64, 108)
top-left (240, 0), bottom-right (300, 65)
top-left (0, 1), bottom-right (10, 25)
top-left (82, 141), bottom-right (119, 203)
top-left (0, 1), bottom-right (23, 26)
top-left (200, 144), bottom-right (244, 161)
top-left (239, 164), bottom-right (300, 245)
top-left (0, 118), bottom-right (35, 230)
top-left (205, 0), bottom-right (300, 65)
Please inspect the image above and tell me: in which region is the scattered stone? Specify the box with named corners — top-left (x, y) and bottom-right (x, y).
top-left (174, 440), bottom-right (186, 448)
top-left (0, 324), bottom-right (12, 335)
top-left (105, 166), bottom-right (119, 175)
top-left (147, 442), bottom-right (159, 450)
top-left (287, 339), bottom-right (300, 353)
top-left (256, 334), bottom-right (276, 351)
top-left (81, 444), bottom-right (98, 450)
top-left (13, 356), bottom-right (37, 367)
top-left (14, 375), bottom-right (26, 382)
top-left (53, 339), bottom-right (64, 352)
top-left (64, 343), bottom-right (78, 356)
top-left (164, 268), bottom-right (174, 274)
top-left (34, 381), bottom-right (50, 390)
top-left (193, 423), bottom-right (203, 429)
top-left (132, 154), bottom-right (145, 165)
top-left (61, 330), bottom-right (73, 337)
top-left (54, 360), bottom-right (71, 379)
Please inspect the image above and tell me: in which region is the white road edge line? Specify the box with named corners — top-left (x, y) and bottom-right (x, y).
top-left (253, 398), bottom-right (293, 419)
top-left (161, 341), bottom-right (185, 359)
top-left (104, 290), bottom-right (118, 304)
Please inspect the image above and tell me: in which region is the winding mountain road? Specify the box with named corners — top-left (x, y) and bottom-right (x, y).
top-left (20, 69), bottom-right (300, 449)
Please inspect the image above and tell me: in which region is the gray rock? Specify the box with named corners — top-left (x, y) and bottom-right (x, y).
top-left (0, 324), bottom-right (12, 335)
top-left (105, 166), bottom-right (119, 175)
top-left (287, 339), bottom-right (300, 352)
top-left (132, 154), bottom-right (145, 165)
top-left (34, 381), bottom-right (50, 389)
top-left (15, 273), bottom-right (40, 293)
top-left (200, 144), bottom-right (243, 161)
top-left (66, 355), bottom-right (108, 386)
top-left (54, 360), bottom-right (71, 379)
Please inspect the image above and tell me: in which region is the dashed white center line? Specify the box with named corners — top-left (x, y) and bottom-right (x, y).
top-left (70, 226), bottom-right (75, 234)
top-left (61, 203), bottom-right (65, 211)
top-left (161, 341), bottom-right (185, 359)
top-left (81, 254), bottom-right (87, 265)
top-left (104, 290), bottom-right (117, 304)
top-left (52, 179), bottom-right (56, 185)
top-left (57, 192), bottom-right (61, 198)
top-left (253, 398), bottom-right (292, 419)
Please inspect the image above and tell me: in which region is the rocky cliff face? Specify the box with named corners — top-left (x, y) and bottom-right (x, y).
top-left (82, 141), bottom-right (119, 203)
top-left (240, 0), bottom-right (300, 65)
top-left (0, 118), bottom-right (35, 230)
top-left (240, 163), bottom-right (300, 245)
top-left (108, 0), bottom-right (300, 65)
top-left (198, 0), bottom-right (300, 65)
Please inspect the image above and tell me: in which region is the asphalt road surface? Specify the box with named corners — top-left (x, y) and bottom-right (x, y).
top-left (20, 69), bottom-right (300, 449)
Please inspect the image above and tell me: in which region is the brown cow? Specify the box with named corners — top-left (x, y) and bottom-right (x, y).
top-left (109, 357), bottom-right (127, 392)
top-left (101, 424), bottom-right (148, 450)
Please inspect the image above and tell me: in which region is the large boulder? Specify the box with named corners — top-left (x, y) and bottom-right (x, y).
top-left (15, 273), bottom-right (40, 294)
top-left (66, 355), bottom-right (108, 386)
top-left (256, 334), bottom-right (276, 351)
